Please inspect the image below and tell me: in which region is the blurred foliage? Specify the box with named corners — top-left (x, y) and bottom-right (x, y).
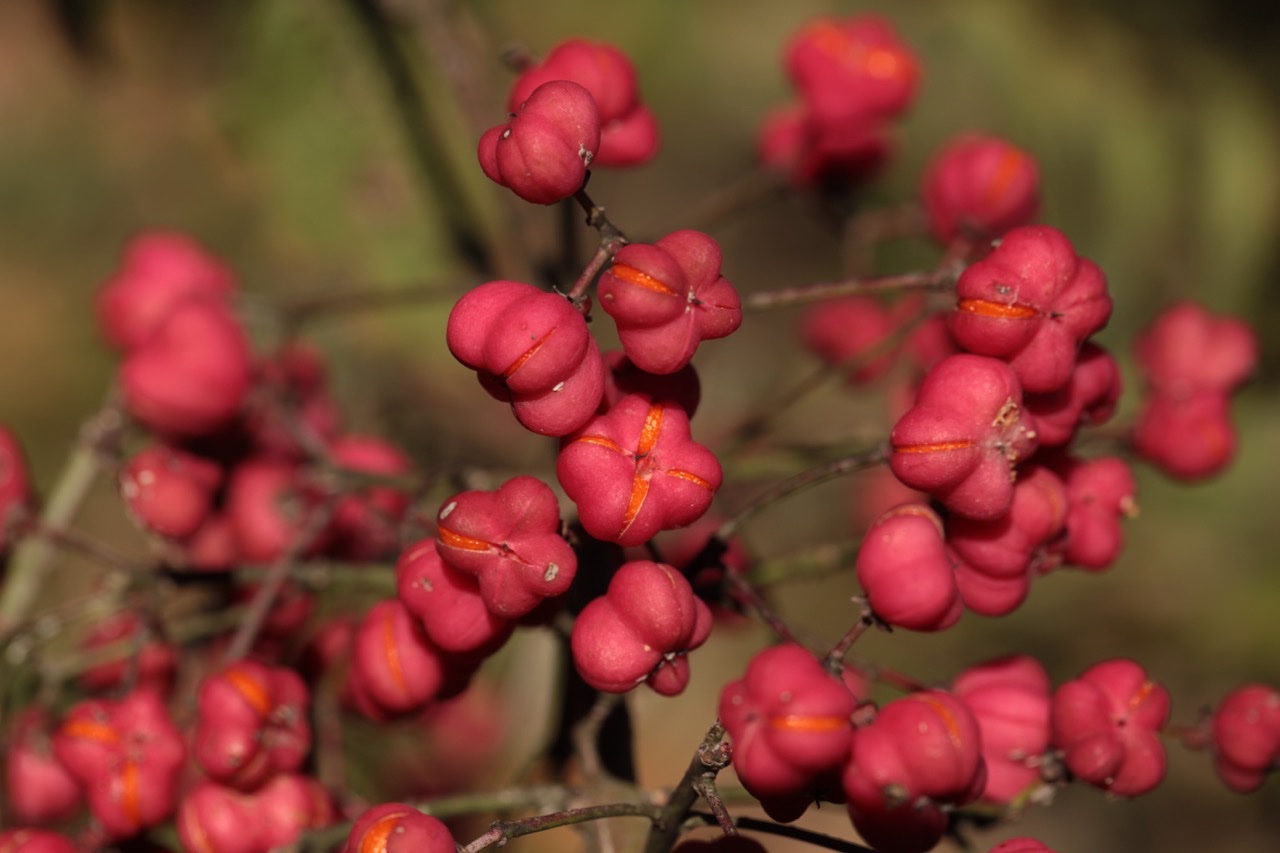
top-left (1, 0), bottom-right (1279, 851)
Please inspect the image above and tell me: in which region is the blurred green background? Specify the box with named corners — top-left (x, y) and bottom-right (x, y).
top-left (1, 0), bottom-right (1278, 850)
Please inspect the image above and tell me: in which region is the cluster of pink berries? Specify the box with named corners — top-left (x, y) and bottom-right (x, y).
top-left (0, 10), bottom-right (1274, 853)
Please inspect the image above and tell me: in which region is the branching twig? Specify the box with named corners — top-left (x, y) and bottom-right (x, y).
top-left (744, 269), bottom-right (956, 312)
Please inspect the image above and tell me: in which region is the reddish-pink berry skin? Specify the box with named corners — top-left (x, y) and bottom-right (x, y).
top-left (757, 102), bottom-right (891, 188)
top-left (95, 230), bottom-right (237, 352)
top-left (719, 644), bottom-right (856, 805)
top-left (1210, 684), bottom-right (1280, 793)
top-left (598, 230), bottom-right (742, 375)
top-left (890, 354), bottom-right (1038, 520)
top-left (989, 840), bottom-right (1056, 853)
top-left (785, 15), bottom-right (920, 126)
top-left (4, 709), bottom-right (81, 825)
top-left (396, 538), bottom-right (513, 655)
top-left (447, 280), bottom-right (604, 436)
top-left (953, 656), bottom-right (1052, 803)
top-left (1051, 658), bottom-right (1170, 797)
top-left (800, 296), bottom-right (897, 384)
top-left (79, 612), bottom-right (177, 697)
top-left (1135, 300), bottom-right (1257, 396)
top-left (947, 464), bottom-right (1067, 582)
top-left (326, 435), bottom-right (412, 560)
top-left (856, 504), bottom-right (962, 631)
top-left (1132, 390), bottom-right (1238, 481)
top-left (948, 225), bottom-right (1112, 393)
top-left (1051, 455), bottom-right (1138, 571)
top-left (52, 690), bottom-right (186, 840)
top-left (507, 38), bottom-right (658, 168)
top-left (1024, 341), bottom-right (1122, 446)
top-left (343, 803), bottom-right (455, 853)
top-left (570, 560), bottom-right (711, 695)
top-left (558, 394), bottom-right (721, 546)
top-left (0, 830), bottom-right (79, 853)
top-left (922, 133), bottom-right (1039, 243)
top-left (600, 350), bottom-right (702, 417)
top-left (119, 298), bottom-right (252, 437)
top-left (350, 600), bottom-right (448, 719)
top-left (0, 425), bottom-right (33, 552)
top-left (119, 443), bottom-right (223, 540)
top-left (478, 80), bottom-right (601, 205)
top-left (433, 475), bottom-right (575, 619)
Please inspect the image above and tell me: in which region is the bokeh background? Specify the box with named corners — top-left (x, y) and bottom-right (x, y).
top-left (1, 0), bottom-right (1278, 850)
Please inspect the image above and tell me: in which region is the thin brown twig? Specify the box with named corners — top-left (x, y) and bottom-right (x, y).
top-left (744, 268), bottom-right (957, 312)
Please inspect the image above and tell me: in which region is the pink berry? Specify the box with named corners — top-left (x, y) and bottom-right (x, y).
top-left (757, 102), bottom-right (891, 188)
top-left (194, 660), bottom-right (312, 790)
top-left (349, 600), bottom-right (452, 719)
top-left (0, 830), bottom-right (79, 853)
top-left (4, 708), bottom-right (81, 824)
top-left (1132, 390), bottom-right (1238, 481)
top-left (1135, 300), bottom-right (1257, 397)
top-left (600, 349), bottom-right (702, 417)
top-left (507, 39), bottom-right (658, 168)
top-left (1210, 684), bottom-right (1280, 793)
top-left (0, 425), bottom-right (33, 553)
top-left (719, 644), bottom-right (856, 806)
top-left (224, 459), bottom-right (327, 564)
top-left (397, 538), bottom-right (514, 654)
top-left (343, 803), bottom-right (455, 853)
top-left (890, 354), bottom-right (1039, 520)
top-left (785, 15), bottom-right (920, 127)
top-left (952, 656), bottom-right (1052, 803)
top-left (478, 80), bottom-right (601, 205)
top-left (558, 394), bottom-right (721, 546)
top-left (326, 435), bottom-right (412, 560)
top-left (855, 504), bottom-right (962, 631)
top-left (946, 463), bottom-right (1067, 583)
top-left (95, 230), bottom-right (236, 352)
top-left (948, 225), bottom-right (1112, 393)
top-left (119, 443), bottom-right (223, 540)
top-left (598, 230), bottom-right (742, 375)
top-left (570, 560), bottom-right (712, 695)
top-left (1049, 455), bottom-right (1138, 571)
top-left (1050, 658), bottom-right (1170, 797)
top-left (433, 476), bottom-right (575, 619)
top-left (79, 611), bottom-right (177, 697)
top-left (119, 298), bottom-right (253, 437)
top-left (799, 296), bottom-right (897, 384)
top-left (447, 280), bottom-right (604, 436)
top-left (990, 840), bottom-right (1056, 853)
top-left (1023, 341), bottom-right (1122, 446)
top-left (922, 133), bottom-right (1040, 243)
top-left (52, 689), bottom-right (186, 839)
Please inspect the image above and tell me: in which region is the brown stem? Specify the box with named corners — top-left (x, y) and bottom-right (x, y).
top-left (460, 802), bottom-right (662, 853)
top-left (221, 501), bottom-right (339, 664)
top-left (724, 569), bottom-right (799, 645)
top-left (692, 778), bottom-right (737, 836)
top-left (0, 402), bottom-right (124, 641)
top-left (744, 269), bottom-right (956, 312)
top-left (642, 721), bottom-right (730, 853)
top-left (565, 185), bottom-right (629, 313)
top-left (825, 604), bottom-right (875, 668)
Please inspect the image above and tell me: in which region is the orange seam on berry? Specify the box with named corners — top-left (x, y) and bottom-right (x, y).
top-left (957, 298), bottom-right (1037, 319)
top-left (60, 719), bottom-right (120, 745)
top-left (360, 810), bottom-right (413, 853)
top-left (893, 440), bottom-right (975, 454)
top-left (1128, 680), bottom-right (1157, 712)
top-left (381, 608), bottom-right (409, 699)
top-left (437, 526), bottom-right (494, 553)
top-left (982, 146), bottom-right (1028, 208)
top-left (663, 468), bottom-right (715, 491)
top-left (767, 714), bottom-right (847, 732)
top-left (637, 403), bottom-right (665, 456)
top-left (120, 759), bottom-right (142, 830)
top-left (500, 327), bottom-right (556, 379)
top-left (609, 264), bottom-right (679, 296)
top-left (224, 666), bottom-right (273, 718)
top-left (918, 694), bottom-right (965, 751)
top-left (573, 435), bottom-right (627, 455)
top-left (620, 474), bottom-right (651, 535)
